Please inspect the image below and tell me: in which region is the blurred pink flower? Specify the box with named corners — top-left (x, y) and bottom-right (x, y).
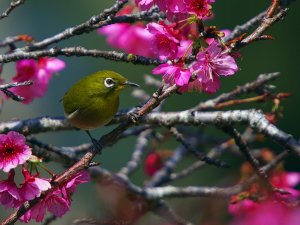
top-left (98, 5), bottom-right (156, 58)
top-left (0, 131), bottom-right (31, 172)
top-left (229, 171), bottom-right (300, 225)
top-left (230, 200), bottom-right (300, 225)
top-left (152, 62), bottom-right (191, 86)
top-left (146, 21), bottom-right (181, 60)
top-left (144, 152), bottom-right (163, 176)
top-left (11, 57), bottom-right (65, 104)
top-left (0, 170), bottom-right (20, 208)
top-left (228, 198), bottom-right (259, 217)
top-left (20, 167), bottom-right (51, 201)
top-left (99, 23), bottom-right (156, 58)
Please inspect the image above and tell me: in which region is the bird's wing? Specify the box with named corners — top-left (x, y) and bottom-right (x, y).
top-left (65, 109), bottom-right (80, 120)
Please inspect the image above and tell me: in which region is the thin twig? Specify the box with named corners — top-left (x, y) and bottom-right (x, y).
top-left (221, 126), bottom-right (277, 192)
top-left (146, 144), bottom-right (188, 187)
top-left (0, 0), bottom-right (26, 20)
top-left (144, 150), bottom-right (289, 200)
top-left (0, 80), bottom-right (33, 101)
top-left (169, 126), bottom-right (228, 168)
top-left (170, 128), bottom-right (256, 181)
top-left (0, 47), bottom-right (164, 64)
top-left (224, 11), bottom-right (266, 42)
top-left (118, 129), bottom-right (153, 176)
top-left (238, 8), bottom-right (289, 48)
top-left (193, 72), bottom-right (280, 111)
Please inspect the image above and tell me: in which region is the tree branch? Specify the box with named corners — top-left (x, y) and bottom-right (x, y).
top-left (0, 47), bottom-right (164, 64)
top-left (143, 110), bottom-right (300, 156)
top-left (0, 0), bottom-right (25, 20)
top-left (0, 80), bottom-right (33, 101)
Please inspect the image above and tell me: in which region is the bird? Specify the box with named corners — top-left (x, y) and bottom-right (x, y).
top-left (62, 70), bottom-right (139, 150)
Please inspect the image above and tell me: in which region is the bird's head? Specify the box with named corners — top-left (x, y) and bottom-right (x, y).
top-left (86, 70), bottom-right (140, 97)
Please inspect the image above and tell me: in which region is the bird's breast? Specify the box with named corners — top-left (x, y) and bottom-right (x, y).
top-left (66, 97), bottom-right (119, 130)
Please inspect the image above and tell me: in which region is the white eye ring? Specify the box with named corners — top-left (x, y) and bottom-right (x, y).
top-left (104, 78), bottom-right (115, 88)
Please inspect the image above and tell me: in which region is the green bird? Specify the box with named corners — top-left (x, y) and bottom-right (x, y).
top-left (62, 70), bottom-right (139, 148)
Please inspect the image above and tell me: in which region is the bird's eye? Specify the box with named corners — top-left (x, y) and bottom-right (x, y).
top-left (104, 78), bottom-right (115, 88)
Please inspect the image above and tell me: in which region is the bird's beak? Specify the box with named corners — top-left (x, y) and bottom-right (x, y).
top-left (124, 80), bottom-right (140, 88)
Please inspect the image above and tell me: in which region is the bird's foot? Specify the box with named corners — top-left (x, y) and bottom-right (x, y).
top-left (85, 130), bottom-right (103, 153)
top-left (128, 111), bottom-right (140, 124)
top-left (91, 138), bottom-right (103, 153)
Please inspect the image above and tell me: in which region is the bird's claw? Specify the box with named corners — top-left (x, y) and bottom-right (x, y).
top-left (129, 112), bottom-right (140, 124)
top-left (91, 138), bottom-right (103, 153)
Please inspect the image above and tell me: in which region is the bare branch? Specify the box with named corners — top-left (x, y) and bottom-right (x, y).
top-left (0, 47), bottom-right (163, 64)
top-left (238, 8), bottom-right (289, 48)
top-left (144, 150), bottom-right (288, 200)
top-left (221, 126), bottom-right (278, 193)
top-left (20, 0), bottom-right (127, 52)
top-left (170, 128), bottom-right (255, 181)
top-left (143, 110), bottom-right (300, 156)
top-left (0, 116), bottom-right (71, 135)
top-left (146, 144), bottom-right (188, 187)
top-left (14, 3), bottom-right (162, 53)
top-left (0, 0), bottom-right (25, 20)
top-left (192, 72), bottom-right (280, 111)
top-left (224, 11), bottom-right (266, 42)
top-left (118, 129), bottom-right (153, 176)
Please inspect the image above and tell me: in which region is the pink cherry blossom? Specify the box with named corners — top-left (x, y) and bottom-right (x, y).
top-left (0, 170), bottom-right (20, 208)
top-left (184, 0), bottom-right (215, 19)
top-left (152, 62), bottom-right (191, 86)
top-left (0, 131), bottom-right (32, 172)
top-left (20, 191), bottom-right (70, 223)
top-left (63, 170), bottom-right (90, 195)
top-left (46, 192), bottom-right (70, 217)
top-left (190, 41), bottom-right (238, 93)
top-left (20, 167), bottom-right (51, 201)
top-left (177, 40), bottom-right (193, 58)
top-left (20, 170), bottom-right (89, 223)
top-left (10, 57), bottom-right (65, 104)
top-left (146, 21), bottom-right (181, 60)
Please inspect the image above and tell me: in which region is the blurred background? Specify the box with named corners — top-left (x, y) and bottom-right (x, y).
top-left (0, 0), bottom-right (299, 224)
